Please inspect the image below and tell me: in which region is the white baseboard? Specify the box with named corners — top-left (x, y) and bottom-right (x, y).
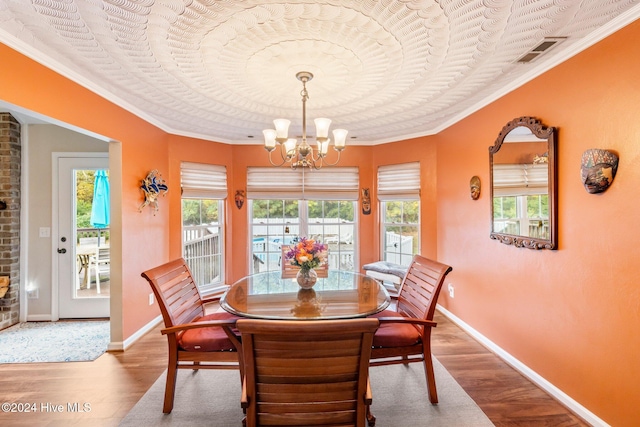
top-left (107, 314), bottom-right (162, 352)
top-left (26, 314), bottom-right (52, 322)
top-left (436, 305), bottom-right (608, 427)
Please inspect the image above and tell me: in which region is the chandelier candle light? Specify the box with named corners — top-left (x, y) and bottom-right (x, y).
top-left (263, 71), bottom-right (348, 169)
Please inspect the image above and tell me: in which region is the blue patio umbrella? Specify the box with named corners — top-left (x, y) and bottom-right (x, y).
top-left (90, 170), bottom-right (110, 246)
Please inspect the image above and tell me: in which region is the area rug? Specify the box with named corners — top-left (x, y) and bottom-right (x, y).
top-left (0, 320), bottom-right (109, 363)
top-left (120, 357), bottom-right (494, 426)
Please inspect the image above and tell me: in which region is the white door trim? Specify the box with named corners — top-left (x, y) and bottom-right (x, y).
top-left (51, 152), bottom-right (109, 321)
top-left (19, 126), bottom-right (29, 322)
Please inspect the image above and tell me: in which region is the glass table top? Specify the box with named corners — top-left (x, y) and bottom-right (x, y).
top-left (220, 270), bottom-right (390, 320)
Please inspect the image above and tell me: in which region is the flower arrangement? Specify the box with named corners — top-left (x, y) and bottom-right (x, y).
top-left (286, 237), bottom-right (328, 271)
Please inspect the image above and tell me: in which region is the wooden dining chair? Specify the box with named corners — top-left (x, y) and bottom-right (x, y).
top-left (237, 318), bottom-right (380, 427)
top-left (369, 254), bottom-right (452, 404)
top-left (281, 244), bottom-right (329, 278)
top-left (141, 258), bottom-right (242, 413)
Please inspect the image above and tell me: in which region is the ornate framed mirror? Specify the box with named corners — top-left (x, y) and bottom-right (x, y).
top-left (489, 117), bottom-right (557, 249)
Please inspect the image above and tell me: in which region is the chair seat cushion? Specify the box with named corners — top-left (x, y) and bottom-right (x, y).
top-left (370, 310), bottom-right (421, 347)
top-left (178, 311), bottom-right (240, 352)
top-left (362, 261), bottom-right (408, 279)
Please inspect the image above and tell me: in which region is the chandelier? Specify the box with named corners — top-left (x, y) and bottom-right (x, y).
top-left (263, 71), bottom-right (347, 170)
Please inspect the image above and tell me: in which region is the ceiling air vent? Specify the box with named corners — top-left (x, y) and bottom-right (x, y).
top-left (516, 37), bottom-right (566, 63)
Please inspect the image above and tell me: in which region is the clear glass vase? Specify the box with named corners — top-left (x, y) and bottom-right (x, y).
top-left (296, 268), bottom-right (318, 289)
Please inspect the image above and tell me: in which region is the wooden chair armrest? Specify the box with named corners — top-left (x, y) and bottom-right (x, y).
top-left (161, 318), bottom-right (238, 335)
top-left (201, 294), bottom-right (222, 304)
top-left (162, 318), bottom-right (242, 351)
top-left (376, 317), bottom-right (437, 328)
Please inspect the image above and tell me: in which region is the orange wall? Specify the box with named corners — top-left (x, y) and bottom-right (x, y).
top-left (429, 20), bottom-right (640, 426)
top-left (3, 16), bottom-right (640, 425)
top-left (121, 133), bottom-right (170, 338)
top-left (0, 43), bottom-right (171, 339)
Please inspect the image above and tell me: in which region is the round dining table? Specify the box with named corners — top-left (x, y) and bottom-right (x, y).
top-left (220, 270), bottom-right (390, 320)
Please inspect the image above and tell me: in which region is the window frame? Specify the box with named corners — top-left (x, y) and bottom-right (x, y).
top-left (493, 193), bottom-right (549, 238)
top-left (380, 199), bottom-right (420, 266)
top-left (249, 199), bottom-right (358, 274)
top-left (377, 162), bottom-right (421, 266)
top-left (180, 162), bottom-right (227, 295)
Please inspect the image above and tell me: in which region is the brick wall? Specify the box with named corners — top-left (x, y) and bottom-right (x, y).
top-left (0, 113), bottom-right (21, 330)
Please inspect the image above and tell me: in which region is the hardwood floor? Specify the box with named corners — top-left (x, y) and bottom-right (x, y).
top-left (430, 312), bottom-right (588, 427)
top-left (0, 309), bottom-right (589, 427)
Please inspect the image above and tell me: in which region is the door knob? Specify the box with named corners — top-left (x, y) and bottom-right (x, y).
top-left (57, 248), bottom-right (67, 254)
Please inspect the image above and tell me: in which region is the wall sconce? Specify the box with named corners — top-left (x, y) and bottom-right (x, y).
top-left (139, 170), bottom-right (168, 215)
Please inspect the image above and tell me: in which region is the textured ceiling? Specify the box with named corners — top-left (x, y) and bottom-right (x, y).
top-left (0, 0), bottom-right (639, 145)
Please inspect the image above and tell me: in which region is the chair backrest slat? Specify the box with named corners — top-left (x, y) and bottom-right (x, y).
top-left (94, 247), bottom-right (110, 264)
top-left (397, 255), bottom-right (453, 321)
top-left (167, 284), bottom-right (203, 325)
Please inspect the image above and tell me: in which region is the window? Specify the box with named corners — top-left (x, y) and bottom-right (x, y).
top-left (493, 194), bottom-right (549, 238)
top-left (378, 162), bottom-right (420, 266)
top-left (492, 164), bottom-right (549, 238)
top-left (247, 167), bottom-right (359, 273)
top-left (181, 162), bottom-right (227, 294)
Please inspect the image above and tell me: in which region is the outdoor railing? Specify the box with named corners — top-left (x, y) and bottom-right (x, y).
top-left (183, 225), bottom-right (221, 286)
top-left (77, 227), bottom-right (109, 245)
top-left (252, 250), bottom-right (354, 273)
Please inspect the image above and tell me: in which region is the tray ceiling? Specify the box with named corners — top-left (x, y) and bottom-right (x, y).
top-left (0, 0), bottom-right (639, 145)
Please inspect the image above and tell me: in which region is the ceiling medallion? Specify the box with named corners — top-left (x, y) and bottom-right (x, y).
top-left (263, 71), bottom-right (347, 170)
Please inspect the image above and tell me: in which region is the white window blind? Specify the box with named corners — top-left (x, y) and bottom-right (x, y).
top-left (377, 162), bottom-right (421, 200)
top-left (181, 162), bottom-right (227, 199)
top-left (493, 163), bottom-right (548, 197)
top-left (247, 167), bottom-right (359, 200)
